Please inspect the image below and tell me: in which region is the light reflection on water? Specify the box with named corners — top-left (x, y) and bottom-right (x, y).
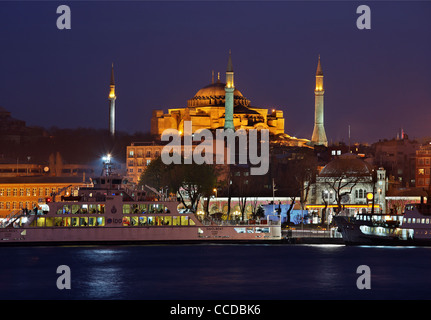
top-left (1, 244), bottom-right (431, 299)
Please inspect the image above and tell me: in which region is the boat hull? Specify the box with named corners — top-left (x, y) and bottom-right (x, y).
top-left (0, 224), bottom-right (281, 246)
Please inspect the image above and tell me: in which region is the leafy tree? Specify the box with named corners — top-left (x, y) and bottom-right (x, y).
top-left (139, 157), bottom-right (217, 213)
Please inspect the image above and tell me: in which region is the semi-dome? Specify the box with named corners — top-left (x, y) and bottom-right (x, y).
top-left (187, 82), bottom-right (250, 108)
top-left (319, 153), bottom-right (374, 177)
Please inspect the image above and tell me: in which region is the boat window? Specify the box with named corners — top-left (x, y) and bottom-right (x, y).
top-left (57, 208), bottom-right (62, 215)
top-left (81, 204), bottom-right (88, 214)
top-left (71, 217), bottom-right (79, 227)
top-left (54, 217), bottom-right (63, 226)
top-left (123, 216), bottom-right (130, 226)
top-left (132, 204), bottom-right (139, 214)
top-left (80, 217), bottom-right (88, 226)
top-left (427, 219), bottom-right (430, 224)
top-left (413, 218), bottom-right (416, 223)
top-left (147, 216), bottom-right (155, 225)
top-left (89, 217), bottom-right (96, 226)
top-left (164, 216), bottom-right (172, 226)
top-left (72, 204), bottom-right (80, 214)
top-left (189, 219), bottom-right (196, 226)
top-left (130, 216), bottom-right (138, 226)
top-left (156, 216), bottom-right (165, 226)
top-left (89, 204), bottom-right (97, 214)
top-left (181, 216), bottom-right (189, 226)
top-left (123, 204), bottom-right (131, 214)
top-left (172, 216), bottom-right (180, 226)
top-left (422, 219), bottom-right (426, 224)
top-left (63, 217), bottom-right (71, 227)
top-left (139, 216), bottom-right (147, 226)
top-left (37, 217), bottom-right (45, 227)
top-left (63, 205), bottom-right (70, 214)
top-left (139, 204), bottom-right (147, 214)
top-left (97, 217), bottom-right (105, 226)
top-left (97, 204), bottom-right (105, 214)
top-left (407, 218), bottom-right (411, 223)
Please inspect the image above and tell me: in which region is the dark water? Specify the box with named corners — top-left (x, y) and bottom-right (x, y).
top-left (0, 244), bottom-right (430, 300)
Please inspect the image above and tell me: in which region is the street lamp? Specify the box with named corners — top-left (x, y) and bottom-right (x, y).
top-left (213, 188), bottom-right (218, 212)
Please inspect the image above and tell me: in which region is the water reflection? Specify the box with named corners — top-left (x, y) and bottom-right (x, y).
top-left (81, 266), bottom-right (124, 299)
top-left (73, 248), bottom-right (128, 299)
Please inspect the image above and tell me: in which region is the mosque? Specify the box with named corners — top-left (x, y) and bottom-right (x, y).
top-left (148, 52), bottom-right (324, 147)
top-left (119, 52), bottom-right (329, 183)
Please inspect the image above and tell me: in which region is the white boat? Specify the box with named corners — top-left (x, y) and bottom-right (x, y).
top-left (0, 171), bottom-right (281, 245)
top-left (334, 202), bottom-right (431, 246)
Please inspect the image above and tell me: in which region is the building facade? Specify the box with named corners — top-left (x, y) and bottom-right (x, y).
top-left (151, 53), bottom-right (285, 138)
top-left (308, 153), bottom-right (387, 219)
top-left (374, 134), bottom-right (419, 187)
top-left (0, 176), bottom-right (89, 218)
top-left (126, 142), bottom-right (164, 184)
top-left (416, 143), bottom-right (431, 189)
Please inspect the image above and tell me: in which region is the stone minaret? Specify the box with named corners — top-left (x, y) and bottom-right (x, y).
top-left (224, 50), bottom-right (235, 131)
top-left (108, 63), bottom-right (116, 137)
top-left (311, 55), bottom-right (328, 146)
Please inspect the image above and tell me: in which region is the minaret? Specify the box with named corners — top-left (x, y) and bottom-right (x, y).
top-left (224, 50), bottom-right (235, 131)
top-left (311, 55), bottom-right (328, 146)
top-left (108, 63), bottom-right (116, 137)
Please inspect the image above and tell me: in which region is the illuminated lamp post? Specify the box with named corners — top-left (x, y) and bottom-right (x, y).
top-left (213, 188), bottom-right (218, 213)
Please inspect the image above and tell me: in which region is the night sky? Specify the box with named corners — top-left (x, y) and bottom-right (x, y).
top-left (0, 1), bottom-right (430, 144)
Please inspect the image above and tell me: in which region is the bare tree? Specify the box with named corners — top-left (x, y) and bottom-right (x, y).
top-left (320, 174), bottom-right (362, 213)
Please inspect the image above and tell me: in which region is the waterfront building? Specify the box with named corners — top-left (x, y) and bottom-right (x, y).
top-left (0, 176), bottom-right (90, 218)
top-left (416, 143), bottom-right (431, 189)
top-left (126, 142), bottom-right (165, 184)
top-left (373, 133), bottom-right (419, 188)
top-left (308, 153), bottom-right (387, 220)
top-left (0, 162), bottom-right (95, 178)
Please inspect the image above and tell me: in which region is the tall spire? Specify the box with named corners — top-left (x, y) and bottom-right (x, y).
top-left (224, 50), bottom-right (235, 130)
top-left (227, 49), bottom-right (233, 72)
top-left (108, 63), bottom-right (116, 137)
top-left (311, 55), bottom-right (327, 146)
top-left (316, 54), bottom-right (323, 76)
top-left (110, 62), bottom-right (115, 86)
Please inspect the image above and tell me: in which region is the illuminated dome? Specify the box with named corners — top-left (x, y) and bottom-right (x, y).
top-left (187, 82), bottom-right (250, 108)
top-left (319, 153), bottom-right (374, 177)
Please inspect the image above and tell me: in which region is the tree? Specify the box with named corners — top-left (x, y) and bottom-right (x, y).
top-left (139, 157), bottom-right (217, 213)
top-left (138, 156), bottom-right (168, 191)
top-left (321, 174), bottom-right (362, 214)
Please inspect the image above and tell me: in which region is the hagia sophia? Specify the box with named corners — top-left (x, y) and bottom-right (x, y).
top-left (147, 52), bottom-right (326, 148)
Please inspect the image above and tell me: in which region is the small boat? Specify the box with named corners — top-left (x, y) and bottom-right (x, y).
top-left (334, 203), bottom-right (431, 246)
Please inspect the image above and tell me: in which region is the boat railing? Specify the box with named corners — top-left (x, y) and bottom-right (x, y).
top-left (0, 209), bottom-right (25, 228)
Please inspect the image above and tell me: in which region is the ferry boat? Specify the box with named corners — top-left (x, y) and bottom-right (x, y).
top-left (0, 164), bottom-right (281, 246)
top-left (334, 203), bottom-right (431, 246)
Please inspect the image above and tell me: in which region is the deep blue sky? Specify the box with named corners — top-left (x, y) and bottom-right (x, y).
top-left (0, 1), bottom-right (430, 144)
